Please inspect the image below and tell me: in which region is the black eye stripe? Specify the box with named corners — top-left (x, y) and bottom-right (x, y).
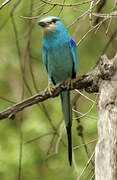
top-left (47, 19), bottom-right (57, 24)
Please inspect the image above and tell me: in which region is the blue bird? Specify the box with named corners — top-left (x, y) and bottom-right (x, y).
top-left (38, 16), bottom-right (78, 166)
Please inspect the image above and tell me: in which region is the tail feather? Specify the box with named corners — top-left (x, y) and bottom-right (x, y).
top-left (60, 91), bottom-right (72, 166)
top-left (66, 125), bottom-right (72, 166)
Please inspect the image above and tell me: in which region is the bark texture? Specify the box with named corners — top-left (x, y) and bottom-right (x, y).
top-left (95, 54), bottom-right (117, 180)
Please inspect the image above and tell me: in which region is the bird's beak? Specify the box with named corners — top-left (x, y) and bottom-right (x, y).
top-left (38, 21), bottom-right (47, 27)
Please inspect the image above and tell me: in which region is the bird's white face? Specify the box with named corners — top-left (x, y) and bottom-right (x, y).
top-left (38, 16), bottom-right (60, 33)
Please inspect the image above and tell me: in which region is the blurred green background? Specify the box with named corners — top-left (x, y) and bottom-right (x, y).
top-left (0, 0), bottom-right (117, 179)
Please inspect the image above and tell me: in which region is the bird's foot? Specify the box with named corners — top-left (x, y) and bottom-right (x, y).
top-left (46, 81), bottom-right (54, 95)
top-left (65, 78), bottom-right (72, 90)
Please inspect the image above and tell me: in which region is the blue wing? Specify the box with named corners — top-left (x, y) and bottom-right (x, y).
top-left (42, 45), bottom-right (53, 82)
top-left (42, 45), bottom-right (48, 73)
top-left (69, 38), bottom-right (78, 78)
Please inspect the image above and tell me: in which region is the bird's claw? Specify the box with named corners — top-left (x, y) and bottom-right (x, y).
top-left (46, 81), bottom-right (54, 95)
top-left (65, 78), bottom-right (72, 90)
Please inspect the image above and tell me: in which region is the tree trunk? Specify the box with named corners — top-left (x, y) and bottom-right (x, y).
top-left (95, 55), bottom-right (117, 179)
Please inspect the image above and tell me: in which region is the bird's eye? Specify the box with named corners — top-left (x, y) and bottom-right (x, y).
top-left (52, 19), bottom-right (57, 23)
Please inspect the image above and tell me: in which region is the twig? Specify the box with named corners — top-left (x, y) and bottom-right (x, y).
top-left (55, 122), bottom-right (64, 154)
top-left (68, 0), bottom-right (101, 28)
top-left (79, 151), bottom-right (95, 179)
top-left (40, 0), bottom-right (92, 7)
top-left (46, 134), bottom-right (56, 157)
top-left (0, 96), bottom-right (15, 104)
top-left (73, 110), bottom-right (97, 120)
top-left (90, 173), bottom-right (95, 180)
top-left (25, 131), bottom-right (55, 143)
top-left (46, 122), bottom-right (64, 159)
top-left (93, 0), bottom-right (107, 25)
top-left (20, 5), bottom-right (55, 19)
top-left (92, 11), bottom-right (117, 18)
top-left (73, 102), bottom-right (96, 120)
top-left (77, 17), bottom-right (108, 46)
top-left (73, 139), bottom-right (97, 150)
top-left (11, 4), bottom-right (33, 96)
top-left (58, 0), bottom-right (66, 16)
top-left (80, 133), bottom-right (94, 166)
top-left (106, 18), bottom-right (112, 35)
top-left (84, 167), bottom-right (95, 180)
top-left (0, 0), bottom-right (11, 9)
top-left (89, 0), bottom-right (94, 27)
top-left (18, 51), bottom-right (25, 180)
top-left (72, 151), bottom-right (79, 179)
top-left (75, 89), bottom-right (96, 104)
top-left (0, 0), bottom-right (21, 30)
top-left (18, 112), bottom-right (23, 180)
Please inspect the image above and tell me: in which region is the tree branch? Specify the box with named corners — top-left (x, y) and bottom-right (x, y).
top-left (0, 0), bottom-right (11, 9)
top-left (40, 0), bottom-right (92, 7)
top-left (0, 54), bottom-right (116, 121)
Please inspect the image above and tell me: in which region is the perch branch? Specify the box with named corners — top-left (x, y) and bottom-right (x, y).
top-left (0, 67), bottom-right (100, 120)
top-left (0, 54), bottom-right (116, 121)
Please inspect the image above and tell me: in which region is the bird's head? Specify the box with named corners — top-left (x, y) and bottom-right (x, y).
top-left (38, 16), bottom-right (66, 34)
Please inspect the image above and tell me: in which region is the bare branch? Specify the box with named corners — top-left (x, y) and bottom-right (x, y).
top-left (20, 5), bottom-right (55, 19)
top-left (0, 96), bottom-right (15, 104)
top-left (0, 0), bottom-right (11, 9)
top-left (93, 0), bottom-right (106, 25)
top-left (0, 63), bottom-right (100, 120)
top-left (40, 0), bottom-right (92, 7)
top-left (0, 54), bottom-right (117, 121)
top-left (77, 17), bottom-right (108, 46)
top-left (67, 0), bottom-right (101, 28)
top-left (73, 139), bottom-right (97, 150)
top-left (25, 131), bottom-right (55, 144)
top-left (79, 151), bottom-right (95, 179)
